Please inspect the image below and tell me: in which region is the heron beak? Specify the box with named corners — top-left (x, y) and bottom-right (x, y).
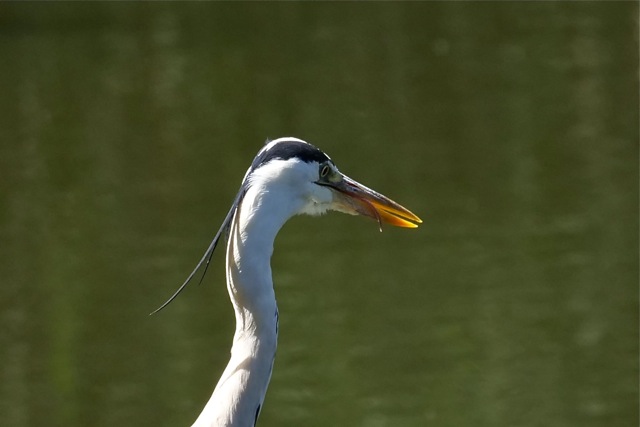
top-left (328, 175), bottom-right (422, 229)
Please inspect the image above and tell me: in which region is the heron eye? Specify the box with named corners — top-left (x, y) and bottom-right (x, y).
top-left (320, 164), bottom-right (330, 178)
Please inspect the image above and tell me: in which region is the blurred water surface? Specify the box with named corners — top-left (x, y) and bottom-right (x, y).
top-left (0, 3), bottom-right (637, 427)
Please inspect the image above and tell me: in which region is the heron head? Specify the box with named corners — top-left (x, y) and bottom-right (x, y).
top-left (248, 137), bottom-right (422, 229)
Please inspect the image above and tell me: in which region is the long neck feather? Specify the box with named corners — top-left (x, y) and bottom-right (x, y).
top-left (192, 183), bottom-right (301, 427)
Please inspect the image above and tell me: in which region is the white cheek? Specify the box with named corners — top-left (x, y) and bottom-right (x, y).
top-left (310, 184), bottom-right (333, 204)
top-left (299, 184), bottom-right (333, 216)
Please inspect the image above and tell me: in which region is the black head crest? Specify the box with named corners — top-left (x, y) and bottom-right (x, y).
top-left (250, 138), bottom-right (331, 172)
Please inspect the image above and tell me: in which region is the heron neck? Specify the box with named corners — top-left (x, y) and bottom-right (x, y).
top-left (192, 185), bottom-right (300, 427)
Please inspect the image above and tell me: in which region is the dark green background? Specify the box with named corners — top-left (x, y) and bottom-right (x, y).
top-left (0, 3), bottom-right (637, 427)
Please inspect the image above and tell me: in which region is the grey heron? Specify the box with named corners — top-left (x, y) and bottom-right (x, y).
top-left (153, 137), bottom-right (422, 427)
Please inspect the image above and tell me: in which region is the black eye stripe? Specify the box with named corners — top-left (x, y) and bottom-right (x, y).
top-left (251, 139), bottom-right (330, 172)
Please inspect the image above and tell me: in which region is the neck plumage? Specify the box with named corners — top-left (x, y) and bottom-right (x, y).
top-left (192, 184), bottom-right (300, 427)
